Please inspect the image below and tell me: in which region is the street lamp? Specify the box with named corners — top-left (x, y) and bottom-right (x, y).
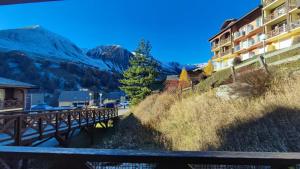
top-left (260, 34), bottom-right (267, 58)
top-left (89, 93), bottom-right (92, 106)
top-left (99, 93), bottom-right (103, 107)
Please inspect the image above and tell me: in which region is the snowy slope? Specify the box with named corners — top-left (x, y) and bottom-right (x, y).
top-left (0, 25), bottom-right (109, 70)
top-left (87, 45), bottom-right (134, 72)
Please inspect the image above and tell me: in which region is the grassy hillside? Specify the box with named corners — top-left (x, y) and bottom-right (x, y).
top-left (87, 60), bottom-right (300, 152)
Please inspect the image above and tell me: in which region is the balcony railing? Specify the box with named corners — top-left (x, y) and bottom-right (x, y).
top-left (220, 38), bottom-right (231, 46)
top-left (0, 100), bottom-right (23, 110)
top-left (212, 43), bottom-right (219, 50)
top-left (264, 7), bottom-right (287, 23)
top-left (220, 50), bottom-right (231, 57)
top-left (263, 0), bottom-right (276, 7)
top-left (267, 24), bottom-right (288, 38)
top-left (291, 20), bottom-right (300, 30)
top-left (1, 146), bottom-right (300, 169)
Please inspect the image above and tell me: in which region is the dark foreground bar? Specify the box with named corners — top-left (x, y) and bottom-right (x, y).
top-left (0, 0), bottom-right (59, 5)
top-left (0, 146), bottom-right (300, 169)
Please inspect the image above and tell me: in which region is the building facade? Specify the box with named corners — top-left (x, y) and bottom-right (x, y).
top-left (209, 19), bottom-right (237, 71)
top-left (210, 1), bottom-right (300, 71)
top-left (209, 7), bottom-right (264, 71)
top-left (263, 0), bottom-right (300, 51)
top-left (0, 77), bottom-right (36, 113)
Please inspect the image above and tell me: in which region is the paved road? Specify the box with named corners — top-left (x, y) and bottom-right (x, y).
top-left (118, 108), bottom-right (129, 116)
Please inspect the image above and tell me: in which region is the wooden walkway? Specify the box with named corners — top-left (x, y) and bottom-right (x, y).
top-left (0, 108), bottom-right (118, 146)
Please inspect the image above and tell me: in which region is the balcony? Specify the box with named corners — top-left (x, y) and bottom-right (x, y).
top-left (263, 0), bottom-right (285, 10)
top-left (264, 7), bottom-right (287, 23)
top-left (234, 31), bottom-right (245, 40)
top-left (291, 20), bottom-right (300, 30)
top-left (0, 100), bottom-right (23, 111)
top-left (263, 0), bottom-right (276, 7)
top-left (1, 146), bottom-right (300, 169)
top-left (267, 24), bottom-right (288, 38)
top-left (220, 38), bottom-right (231, 46)
top-left (220, 50), bottom-right (231, 57)
top-left (212, 43), bottom-right (219, 50)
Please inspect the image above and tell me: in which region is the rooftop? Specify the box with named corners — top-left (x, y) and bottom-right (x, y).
top-left (0, 77), bottom-right (36, 89)
top-left (59, 91), bottom-right (90, 102)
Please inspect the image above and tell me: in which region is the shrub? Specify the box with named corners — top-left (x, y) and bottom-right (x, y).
top-left (233, 57), bottom-right (242, 66)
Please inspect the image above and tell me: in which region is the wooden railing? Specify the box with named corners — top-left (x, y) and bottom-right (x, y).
top-left (0, 108), bottom-right (118, 146)
top-left (0, 100), bottom-right (23, 110)
top-left (0, 146), bottom-right (300, 169)
top-left (220, 38), bottom-right (231, 46)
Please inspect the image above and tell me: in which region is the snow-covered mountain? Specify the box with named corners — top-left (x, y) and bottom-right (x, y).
top-left (0, 25), bottom-right (109, 70)
top-left (0, 25), bottom-right (185, 104)
top-left (87, 45), bottom-right (134, 72)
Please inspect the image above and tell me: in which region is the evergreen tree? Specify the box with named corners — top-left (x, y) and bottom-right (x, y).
top-left (120, 39), bottom-right (159, 105)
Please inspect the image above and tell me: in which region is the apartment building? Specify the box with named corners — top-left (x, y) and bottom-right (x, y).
top-left (263, 0), bottom-right (300, 51)
top-left (209, 6), bottom-right (264, 71)
top-left (232, 6), bottom-right (264, 62)
top-left (209, 19), bottom-right (237, 71)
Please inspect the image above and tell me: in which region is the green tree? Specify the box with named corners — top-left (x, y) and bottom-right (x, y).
top-left (120, 39), bottom-right (159, 105)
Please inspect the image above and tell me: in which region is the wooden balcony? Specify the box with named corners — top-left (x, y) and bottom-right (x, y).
top-left (0, 100), bottom-right (23, 111)
top-left (0, 146), bottom-right (300, 169)
top-left (220, 50), bottom-right (231, 57)
top-left (220, 38), bottom-right (231, 46)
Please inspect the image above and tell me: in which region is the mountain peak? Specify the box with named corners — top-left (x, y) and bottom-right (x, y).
top-left (18, 25), bottom-right (42, 30)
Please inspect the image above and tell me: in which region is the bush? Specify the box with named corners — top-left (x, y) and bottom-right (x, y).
top-left (233, 57), bottom-right (242, 66)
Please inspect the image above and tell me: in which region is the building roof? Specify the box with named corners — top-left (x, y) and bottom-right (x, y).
top-left (0, 0), bottom-right (58, 5)
top-left (209, 5), bottom-right (262, 42)
top-left (233, 5), bottom-right (262, 27)
top-left (209, 19), bottom-right (237, 41)
top-left (166, 75), bottom-right (179, 81)
top-left (0, 77), bottom-right (36, 88)
top-left (59, 91), bottom-right (90, 102)
top-left (105, 91), bottom-right (126, 100)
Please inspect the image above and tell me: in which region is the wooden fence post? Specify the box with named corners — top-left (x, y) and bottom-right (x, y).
top-left (14, 116), bottom-right (22, 146)
top-left (231, 66), bottom-right (236, 83)
top-left (258, 55), bottom-right (270, 74)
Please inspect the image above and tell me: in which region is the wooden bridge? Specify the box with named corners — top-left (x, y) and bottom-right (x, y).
top-left (0, 108), bottom-right (118, 146)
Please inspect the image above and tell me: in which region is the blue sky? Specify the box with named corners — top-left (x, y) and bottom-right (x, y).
top-left (0, 0), bottom-right (260, 64)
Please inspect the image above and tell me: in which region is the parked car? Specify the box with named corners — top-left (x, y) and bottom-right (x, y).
top-left (104, 103), bottom-right (116, 108)
top-left (31, 104), bottom-right (54, 111)
top-left (119, 101), bottom-right (129, 108)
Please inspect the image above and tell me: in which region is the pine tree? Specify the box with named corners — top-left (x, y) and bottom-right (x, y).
top-left (120, 39), bottom-right (159, 105)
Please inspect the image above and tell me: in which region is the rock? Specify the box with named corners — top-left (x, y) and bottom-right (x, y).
top-left (216, 82), bottom-right (254, 100)
top-left (290, 69), bottom-right (300, 78)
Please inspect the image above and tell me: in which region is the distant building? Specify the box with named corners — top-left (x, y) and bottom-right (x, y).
top-left (104, 91), bottom-right (126, 103)
top-left (30, 93), bottom-right (45, 105)
top-left (0, 77), bottom-right (36, 113)
top-left (58, 91), bottom-right (93, 108)
top-left (164, 75), bottom-right (179, 91)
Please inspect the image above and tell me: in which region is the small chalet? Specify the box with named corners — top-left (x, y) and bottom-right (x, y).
top-left (164, 75), bottom-right (179, 91)
top-left (0, 77), bottom-right (36, 113)
top-left (186, 67), bottom-right (206, 84)
top-left (58, 90), bottom-right (92, 108)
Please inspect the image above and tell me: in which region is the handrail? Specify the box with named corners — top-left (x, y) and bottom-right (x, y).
top-left (0, 108), bottom-right (118, 146)
top-left (0, 146), bottom-right (299, 168)
top-left (0, 100), bottom-right (23, 109)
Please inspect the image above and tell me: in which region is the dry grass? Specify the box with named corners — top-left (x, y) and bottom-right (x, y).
top-left (129, 64), bottom-right (300, 152)
top-left (90, 61), bottom-right (300, 152)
